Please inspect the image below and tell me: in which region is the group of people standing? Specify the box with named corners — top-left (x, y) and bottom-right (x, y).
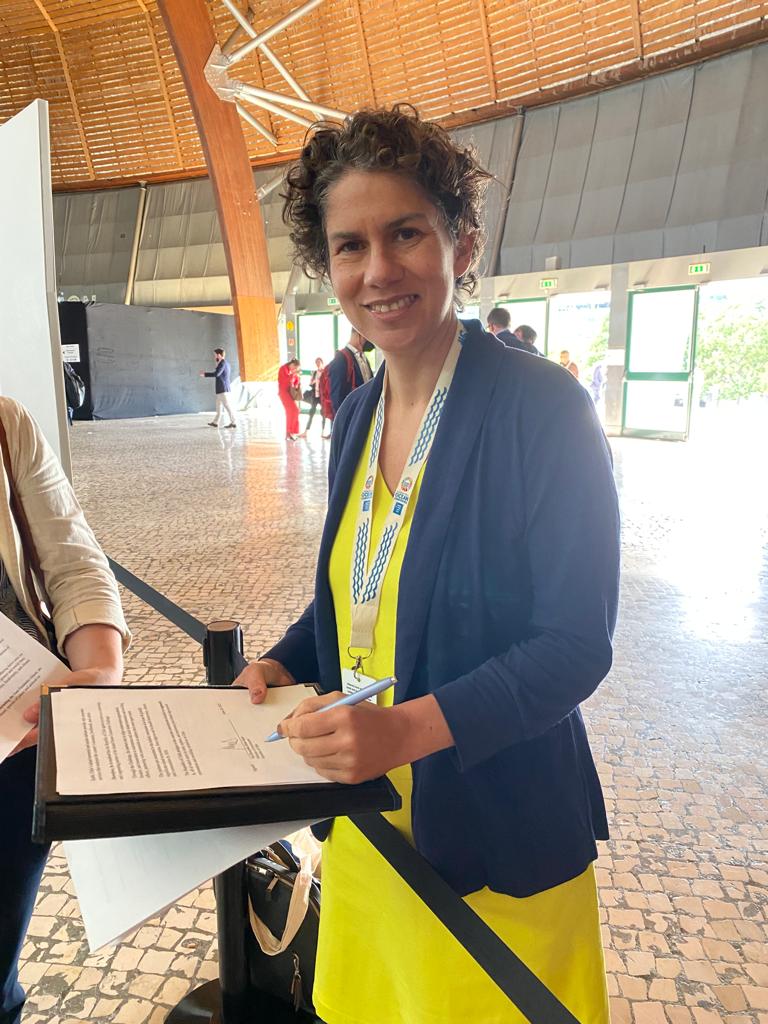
top-left (487, 304), bottom-right (607, 405)
top-left (278, 328), bottom-right (373, 441)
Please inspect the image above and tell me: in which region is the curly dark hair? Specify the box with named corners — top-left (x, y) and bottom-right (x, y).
top-left (282, 105), bottom-right (492, 300)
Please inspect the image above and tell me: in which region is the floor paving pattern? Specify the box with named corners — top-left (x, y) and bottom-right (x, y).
top-left (17, 409), bottom-right (768, 1024)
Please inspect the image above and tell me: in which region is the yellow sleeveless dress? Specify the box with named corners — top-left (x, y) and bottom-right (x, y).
top-left (314, 416), bottom-right (609, 1024)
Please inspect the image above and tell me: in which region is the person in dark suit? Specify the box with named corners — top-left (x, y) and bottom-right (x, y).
top-left (238, 107), bottom-right (619, 1024)
top-left (487, 307), bottom-right (542, 356)
top-left (200, 348), bottom-right (236, 428)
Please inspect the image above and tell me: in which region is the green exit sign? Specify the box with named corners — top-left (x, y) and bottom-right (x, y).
top-left (327, 296), bottom-right (339, 306)
top-left (688, 262), bottom-right (710, 276)
top-left (539, 278), bottom-right (558, 290)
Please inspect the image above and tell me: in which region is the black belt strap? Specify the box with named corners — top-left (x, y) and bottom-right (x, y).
top-left (109, 560), bottom-right (579, 1023)
top-left (350, 812), bottom-right (581, 1024)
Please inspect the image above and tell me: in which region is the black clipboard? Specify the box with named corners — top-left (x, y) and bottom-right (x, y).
top-left (33, 685), bottom-right (400, 843)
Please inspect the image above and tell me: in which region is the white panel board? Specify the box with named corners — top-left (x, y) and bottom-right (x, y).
top-left (0, 101), bottom-right (70, 476)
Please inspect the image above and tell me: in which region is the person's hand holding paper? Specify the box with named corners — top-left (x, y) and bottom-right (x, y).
top-left (9, 623), bottom-right (123, 757)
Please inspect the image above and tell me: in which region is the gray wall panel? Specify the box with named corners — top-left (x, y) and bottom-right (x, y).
top-left (51, 43), bottom-right (768, 297)
top-left (86, 303), bottom-right (238, 419)
top-left (537, 97), bottom-right (598, 245)
top-left (572, 85), bottom-right (643, 243)
top-left (500, 43), bottom-right (768, 273)
top-left (54, 187), bottom-right (140, 303)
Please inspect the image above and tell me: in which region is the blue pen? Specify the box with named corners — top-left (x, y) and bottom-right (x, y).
top-left (265, 675), bottom-right (397, 742)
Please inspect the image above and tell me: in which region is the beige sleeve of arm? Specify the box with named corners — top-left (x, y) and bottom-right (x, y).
top-left (11, 403), bottom-right (131, 655)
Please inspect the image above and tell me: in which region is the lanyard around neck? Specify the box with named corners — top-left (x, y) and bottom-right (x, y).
top-left (348, 329), bottom-right (463, 668)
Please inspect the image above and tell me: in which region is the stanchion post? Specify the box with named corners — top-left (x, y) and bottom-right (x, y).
top-left (165, 619), bottom-right (252, 1024)
top-left (206, 620), bottom-right (251, 1024)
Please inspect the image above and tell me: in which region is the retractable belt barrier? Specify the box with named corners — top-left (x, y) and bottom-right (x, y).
top-left (108, 557), bottom-right (582, 1024)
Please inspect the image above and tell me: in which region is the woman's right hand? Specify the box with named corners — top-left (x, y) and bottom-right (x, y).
top-left (236, 658), bottom-right (296, 704)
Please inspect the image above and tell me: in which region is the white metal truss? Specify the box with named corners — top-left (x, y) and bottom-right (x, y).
top-left (207, 0), bottom-right (349, 153)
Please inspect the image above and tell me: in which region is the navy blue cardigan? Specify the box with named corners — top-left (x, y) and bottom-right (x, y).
top-left (266, 321), bottom-right (620, 898)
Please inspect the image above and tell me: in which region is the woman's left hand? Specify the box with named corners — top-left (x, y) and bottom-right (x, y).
top-left (279, 692), bottom-right (408, 784)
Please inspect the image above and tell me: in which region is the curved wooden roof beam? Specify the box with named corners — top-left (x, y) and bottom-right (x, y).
top-left (157, 0), bottom-right (279, 381)
top-left (31, 0), bottom-right (94, 180)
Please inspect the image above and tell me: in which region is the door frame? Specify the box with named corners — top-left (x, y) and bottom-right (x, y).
top-left (621, 285), bottom-right (700, 441)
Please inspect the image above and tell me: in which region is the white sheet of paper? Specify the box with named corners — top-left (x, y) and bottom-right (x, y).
top-left (0, 610), bottom-right (70, 764)
top-left (52, 685), bottom-right (324, 795)
top-left (65, 819), bottom-right (317, 950)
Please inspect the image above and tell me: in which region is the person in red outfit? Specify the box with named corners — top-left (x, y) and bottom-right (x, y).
top-left (278, 358), bottom-right (302, 440)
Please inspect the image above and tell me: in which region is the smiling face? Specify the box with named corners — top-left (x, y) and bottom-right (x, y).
top-left (324, 170), bottom-right (473, 360)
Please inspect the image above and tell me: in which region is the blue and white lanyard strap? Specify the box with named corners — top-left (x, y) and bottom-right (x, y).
top-left (348, 329), bottom-right (463, 666)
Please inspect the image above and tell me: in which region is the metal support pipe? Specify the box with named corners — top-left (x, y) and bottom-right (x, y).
top-left (227, 0), bottom-right (325, 67)
top-left (124, 182), bottom-right (148, 305)
top-left (259, 42), bottom-right (326, 118)
top-left (256, 168), bottom-right (285, 201)
top-left (486, 110), bottom-right (525, 279)
top-left (237, 82), bottom-right (345, 121)
top-left (238, 91), bottom-right (313, 129)
top-left (235, 102), bottom-right (278, 146)
top-left (220, 0), bottom-right (255, 37)
top-left (220, 0), bottom-right (325, 117)
top-left (277, 260), bottom-right (304, 322)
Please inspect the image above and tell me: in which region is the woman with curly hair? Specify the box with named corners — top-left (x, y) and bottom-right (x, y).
top-left (239, 106), bottom-right (620, 1023)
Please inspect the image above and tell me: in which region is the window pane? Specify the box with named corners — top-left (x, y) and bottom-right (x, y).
top-left (546, 292), bottom-right (611, 374)
top-left (336, 312), bottom-right (354, 349)
top-left (628, 290), bottom-right (696, 374)
top-left (624, 380), bottom-right (689, 434)
top-left (297, 314), bottom-right (336, 368)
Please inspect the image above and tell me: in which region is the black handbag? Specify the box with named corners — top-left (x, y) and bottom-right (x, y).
top-left (63, 362), bottom-right (86, 409)
top-left (302, 387), bottom-right (315, 403)
top-left (246, 840), bottom-right (320, 1018)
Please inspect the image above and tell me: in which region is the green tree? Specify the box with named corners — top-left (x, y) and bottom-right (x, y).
top-left (583, 315), bottom-right (609, 378)
top-left (695, 307), bottom-right (768, 401)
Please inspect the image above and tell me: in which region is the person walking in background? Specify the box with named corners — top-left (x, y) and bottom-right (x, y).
top-left (278, 357), bottom-right (302, 440)
top-left (560, 350), bottom-right (580, 379)
top-left (200, 348), bottom-right (236, 428)
top-left (590, 361), bottom-right (606, 406)
top-left (305, 357), bottom-right (327, 435)
top-left (486, 308), bottom-right (541, 356)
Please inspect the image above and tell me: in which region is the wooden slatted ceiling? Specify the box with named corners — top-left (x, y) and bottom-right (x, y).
top-left (0, 0), bottom-right (765, 189)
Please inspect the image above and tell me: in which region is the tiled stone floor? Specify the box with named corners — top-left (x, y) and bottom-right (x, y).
top-left (18, 406), bottom-right (768, 1024)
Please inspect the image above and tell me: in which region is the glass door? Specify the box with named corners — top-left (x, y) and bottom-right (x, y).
top-left (296, 312), bottom-right (337, 368)
top-left (622, 287), bottom-right (698, 440)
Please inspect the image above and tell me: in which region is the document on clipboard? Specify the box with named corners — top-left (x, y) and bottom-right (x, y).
top-left (51, 684), bottom-right (324, 795)
top-left (34, 683), bottom-right (401, 845)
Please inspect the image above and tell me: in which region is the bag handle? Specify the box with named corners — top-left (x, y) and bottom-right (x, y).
top-left (351, 812), bottom-right (582, 1024)
top-left (0, 416), bottom-right (54, 625)
top-left (247, 842), bottom-right (314, 957)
